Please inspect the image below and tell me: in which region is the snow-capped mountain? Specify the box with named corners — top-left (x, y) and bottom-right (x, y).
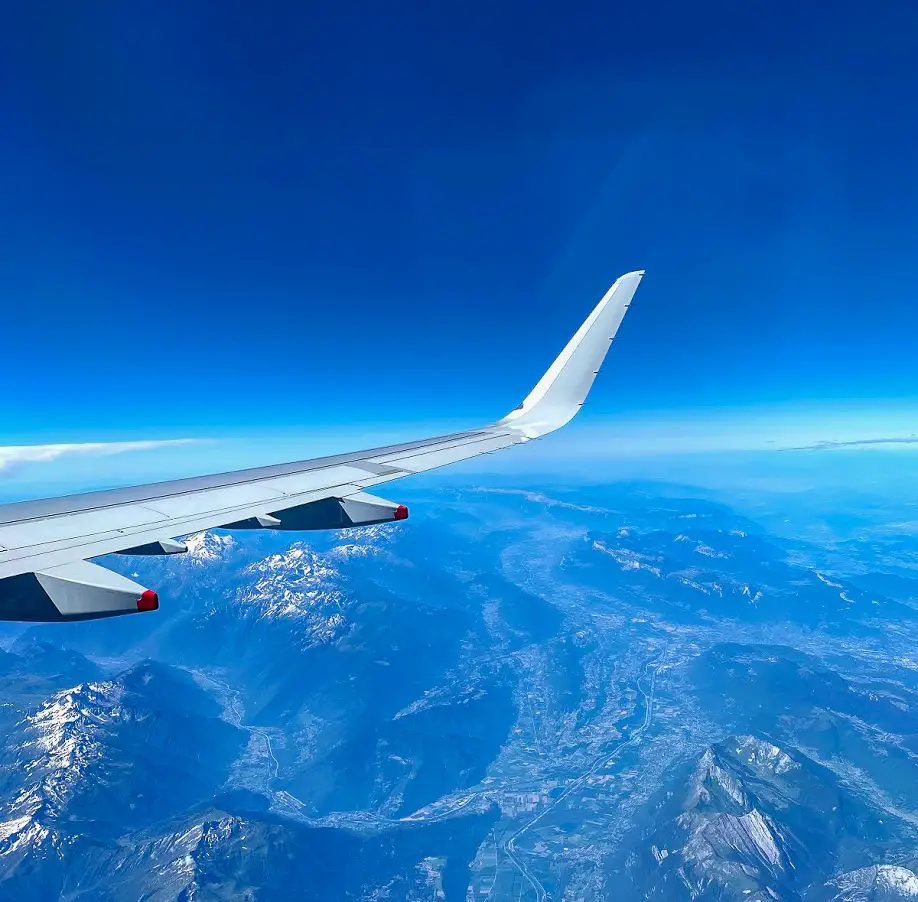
top-left (619, 735), bottom-right (915, 901)
top-left (235, 543), bottom-right (347, 625)
top-left (0, 660), bottom-right (245, 895)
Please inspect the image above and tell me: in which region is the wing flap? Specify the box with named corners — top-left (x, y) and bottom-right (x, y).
top-left (0, 483), bottom-right (367, 579)
top-left (141, 483), bottom-right (287, 519)
top-left (0, 506), bottom-right (168, 550)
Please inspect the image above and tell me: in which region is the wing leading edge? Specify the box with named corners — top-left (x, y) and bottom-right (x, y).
top-left (0, 271), bottom-right (643, 621)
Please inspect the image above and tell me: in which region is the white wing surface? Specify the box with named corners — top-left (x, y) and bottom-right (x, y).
top-left (0, 271), bottom-right (643, 621)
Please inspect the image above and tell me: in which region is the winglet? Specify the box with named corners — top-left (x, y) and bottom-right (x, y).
top-left (498, 271), bottom-right (643, 438)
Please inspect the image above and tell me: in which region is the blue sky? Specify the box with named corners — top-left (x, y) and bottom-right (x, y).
top-left (2, 1), bottom-right (917, 485)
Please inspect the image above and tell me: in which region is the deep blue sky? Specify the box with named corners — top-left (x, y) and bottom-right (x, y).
top-left (2, 0), bottom-right (917, 447)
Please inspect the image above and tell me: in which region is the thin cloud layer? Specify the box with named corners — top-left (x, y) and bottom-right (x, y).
top-left (0, 440), bottom-right (199, 474)
top-left (787, 436), bottom-right (918, 451)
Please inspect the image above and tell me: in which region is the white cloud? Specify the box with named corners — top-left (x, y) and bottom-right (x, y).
top-left (0, 439), bottom-right (199, 473)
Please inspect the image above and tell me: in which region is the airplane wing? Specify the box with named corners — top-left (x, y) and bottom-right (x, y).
top-left (0, 271), bottom-right (643, 621)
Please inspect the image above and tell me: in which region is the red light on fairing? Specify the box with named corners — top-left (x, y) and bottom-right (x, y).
top-left (394, 505), bottom-right (409, 521)
top-left (137, 589), bottom-right (159, 612)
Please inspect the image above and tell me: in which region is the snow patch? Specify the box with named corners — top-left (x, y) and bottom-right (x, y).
top-left (734, 736), bottom-right (798, 775)
top-left (183, 531), bottom-right (236, 562)
top-left (592, 540), bottom-right (662, 576)
top-left (833, 865), bottom-right (918, 898)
